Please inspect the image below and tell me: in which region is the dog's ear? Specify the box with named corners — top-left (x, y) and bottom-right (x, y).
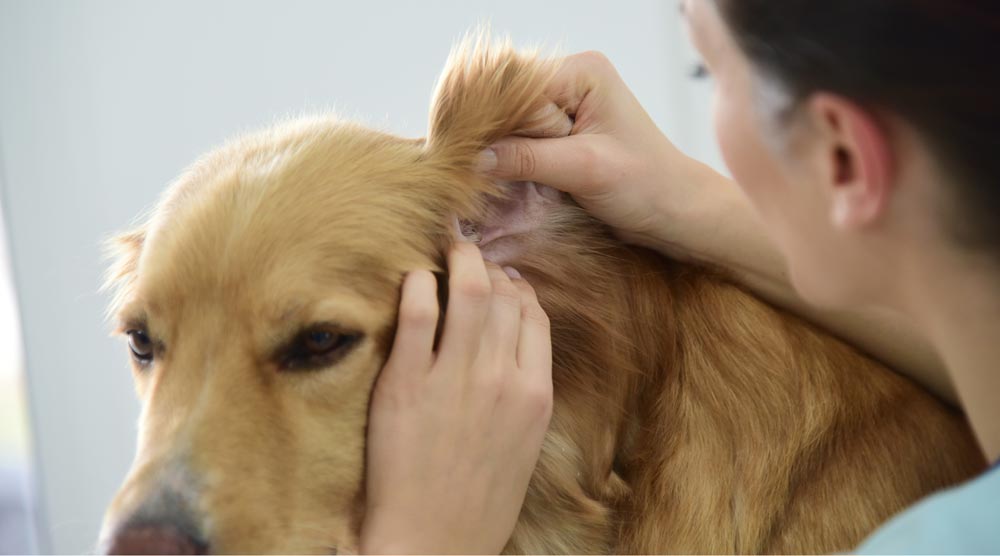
top-left (424, 30), bottom-right (569, 194)
top-left (102, 227), bottom-right (145, 319)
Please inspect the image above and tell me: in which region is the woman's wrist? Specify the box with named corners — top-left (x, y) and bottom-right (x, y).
top-left (643, 156), bottom-right (782, 278)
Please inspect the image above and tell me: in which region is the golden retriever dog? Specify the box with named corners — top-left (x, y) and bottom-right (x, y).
top-left (99, 36), bottom-right (985, 554)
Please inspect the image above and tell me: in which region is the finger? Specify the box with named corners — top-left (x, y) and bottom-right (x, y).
top-left (515, 102), bottom-right (573, 139)
top-left (382, 270), bottom-right (440, 380)
top-left (512, 278), bottom-right (551, 381)
top-left (544, 51), bottom-right (620, 119)
top-left (487, 134), bottom-right (618, 197)
top-left (478, 263), bottom-right (523, 364)
top-left (436, 242), bottom-right (492, 370)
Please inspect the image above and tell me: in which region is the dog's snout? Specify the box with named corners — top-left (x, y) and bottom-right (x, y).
top-left (105, 523), bottom-right (207, 555)
top-left (102, 473), bottom-right (208, 555)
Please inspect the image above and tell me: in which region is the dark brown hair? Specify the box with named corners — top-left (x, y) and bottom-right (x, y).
top-left (714, 0), bottom-right (1000, 250)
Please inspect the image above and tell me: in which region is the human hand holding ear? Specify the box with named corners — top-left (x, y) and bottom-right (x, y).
top-left (360, 243), bottom-right (553, 555)
top-left (478, 50), bottom-right (727, 256)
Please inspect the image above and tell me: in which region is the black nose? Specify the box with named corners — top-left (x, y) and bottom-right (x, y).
top-left (105, 523), bottom-right (208, 555)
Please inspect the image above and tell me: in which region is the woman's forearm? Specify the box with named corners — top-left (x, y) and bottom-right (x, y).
top-left (649, 160), bottom-right (957, 405)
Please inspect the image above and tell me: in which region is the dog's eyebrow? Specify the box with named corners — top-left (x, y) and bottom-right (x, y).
top-left (276, 303), bottom-right (306, 323)
top-left (114, 311), bottom-right (148, 335)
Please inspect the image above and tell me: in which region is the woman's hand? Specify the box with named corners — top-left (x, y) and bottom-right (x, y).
top-left (360, 242), bottom-right (553, 555)
top-left (480, 51), bottom-right (725, 255)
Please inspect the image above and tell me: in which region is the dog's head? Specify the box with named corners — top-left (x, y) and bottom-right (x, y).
top-left (99, 36), bottom-right (574, 554)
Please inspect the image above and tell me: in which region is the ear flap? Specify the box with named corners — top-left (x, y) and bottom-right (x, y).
top-left (102, 227), bottom-right (145, 319)
top-left (425, 30), bottom-right (565, 191)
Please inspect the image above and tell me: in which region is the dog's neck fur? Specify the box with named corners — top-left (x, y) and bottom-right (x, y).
top-left (483, 201), bottom-right (681, 553)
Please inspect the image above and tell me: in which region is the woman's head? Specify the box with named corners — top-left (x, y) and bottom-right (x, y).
top-left (682, 0), bottom-right (999, 308)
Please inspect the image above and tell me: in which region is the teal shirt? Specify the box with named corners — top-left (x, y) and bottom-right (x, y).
top-left (855, 461), bottom-right (1000, 554)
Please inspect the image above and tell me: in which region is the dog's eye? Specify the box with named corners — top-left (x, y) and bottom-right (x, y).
top-left (304, 330), bottom-right (339, 353)
top-left (279, 327), bottom-right (362, 371)
top-left (126, 329), bottom-right (155, 365)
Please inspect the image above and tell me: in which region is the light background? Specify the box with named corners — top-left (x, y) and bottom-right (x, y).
top-left (0, 1), bottom-right (721, 552)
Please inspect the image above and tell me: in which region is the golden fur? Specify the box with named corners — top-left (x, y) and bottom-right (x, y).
top-left (101, 35), bottom-right (985, 553)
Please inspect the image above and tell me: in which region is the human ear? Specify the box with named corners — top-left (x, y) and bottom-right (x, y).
top-left (805, 93), bottom-right (895, 230)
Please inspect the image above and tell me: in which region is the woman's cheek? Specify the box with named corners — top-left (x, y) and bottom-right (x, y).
top-left (713, 86), bottom-right (773, 205)
top-left (712, 84), bottom-right (801, 250)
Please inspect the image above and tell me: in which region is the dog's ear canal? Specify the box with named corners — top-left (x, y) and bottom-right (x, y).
top-left (432, 270), bottom-right (449, 351)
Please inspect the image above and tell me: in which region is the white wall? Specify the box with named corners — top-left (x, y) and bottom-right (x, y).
top-left (0, 197), bottom-right (39, 553)
top-left (0, 1), bottom-right (721, 552)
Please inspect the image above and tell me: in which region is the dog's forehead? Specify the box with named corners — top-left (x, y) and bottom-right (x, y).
top-left (135, 117), bottom-right (450, 319)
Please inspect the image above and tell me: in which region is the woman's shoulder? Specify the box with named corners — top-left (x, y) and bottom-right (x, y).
top-left (855, 463), bottom-right (1000, 554)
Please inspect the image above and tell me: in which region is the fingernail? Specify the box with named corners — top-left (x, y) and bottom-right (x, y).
top-left (477, 147), bottom-right (497, 173)
top-left (502, 266), bottom-right (522, 280)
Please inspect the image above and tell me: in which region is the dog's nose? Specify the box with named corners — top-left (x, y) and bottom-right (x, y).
top-left (105, 523), bottom-right (208, 555)
top-left (102, 466), bottom-right (209, 555)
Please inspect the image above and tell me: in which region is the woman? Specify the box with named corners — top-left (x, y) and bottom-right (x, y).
top-left (360, 0), bottom-right (999, 552)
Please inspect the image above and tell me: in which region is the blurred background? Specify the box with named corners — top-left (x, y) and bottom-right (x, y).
top-left (0, 0), bottom-right (721, 552)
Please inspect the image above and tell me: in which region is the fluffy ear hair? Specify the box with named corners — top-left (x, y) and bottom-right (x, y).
top-left (425, 30), bottom-right (558, 188)
top-left (102, 227), bottom-right (145, 320)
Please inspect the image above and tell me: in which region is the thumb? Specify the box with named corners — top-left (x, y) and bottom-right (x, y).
top-left (481, 135), bottom-right (614, 196)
